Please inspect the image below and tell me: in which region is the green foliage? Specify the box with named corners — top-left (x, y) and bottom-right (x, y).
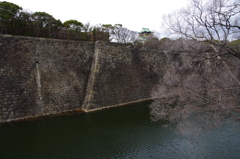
top-left (228, 40), bottom-right (240, 52)
top-left (102, 24), bottom-right (113, 33)
top-left (32, 12), bottom-right (61, 37)
top-left (102, 24), bottom-right (113, 29)
top-left (32, 12), bottom-right (55, 28)
top-left (0, 1), bottom-right (22, 33)
top-left (63, 20), bottom-right (83, 31)
top-left (0, 1), bottom-right (22, 22)
top-left (0, 1), bottom-right (131, 42)
top-left (14, 11), bottom-right (34, 36)
top-left (63, 20), bottom-right (83, 40)
top-left (230, 40), bottom-right (240, 45)
top-left (114, 24), bottom-right (122, 29)
top-left (91, 24), bottom-right (110, 41)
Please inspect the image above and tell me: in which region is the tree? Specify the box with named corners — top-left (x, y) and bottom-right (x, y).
top-left (111, 25), bottom-right (137, 43)
top-left (63, 20), bottom-right (83, 40)
top-left (63, 20), bottom-right (83, 31)
top-left (14, 10), bottom-right (34, 36)
top-left (142, 37), bottom-right (160, 50)
top-left (85, 24), bottom-right (137, 43)
top-left (150, 50), bottom-right (240, 134)
top-left (81, 22), bottom-right (93, 41)
top-left (163, 0), bottom-right (240, 58)
top-left (90, 24), bottom-right (110, 42)
top-left (49, 19), bottom-right (62, 38)
top-left (150, 0), bottom-right (240, 134)
top-left (32, 12), bottom-right (58, 37)
top-left (0, 1), bottom-right (22, 34)
top-left (137, 31), bottom-right (162, 50)
top-left (158, 37), bottom-right (172, 51)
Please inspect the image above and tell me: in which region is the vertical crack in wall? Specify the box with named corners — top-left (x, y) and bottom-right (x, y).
top-left (82, 41), bottom-right (100, 111)
top-left (36, 62), bottom-right (43, 114)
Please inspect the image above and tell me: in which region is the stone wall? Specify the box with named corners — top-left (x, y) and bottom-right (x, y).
top-left (0, 35), bottom-right (167, 123)
top-left (0, 35), bottom-right (94, 122)
top-left (82, 42), bottom-right (167, 110)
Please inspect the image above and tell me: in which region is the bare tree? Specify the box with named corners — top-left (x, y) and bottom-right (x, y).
top-left (111, 25), bottom-right (138, 43)
top-left (163, 0), bottom-right (240, 58)
top-left (150, 51), bottom-right (240, 134)
top-left (150, 0), bottom-right (240, 134)
top-left (143, 37), bottom-right (160, 50)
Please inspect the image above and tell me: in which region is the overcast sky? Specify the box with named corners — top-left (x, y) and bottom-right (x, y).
top-left (7, 0), bottom-right (189, 36)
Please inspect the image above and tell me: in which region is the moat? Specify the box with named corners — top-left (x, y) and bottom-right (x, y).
top-left (1, 101), bottom-right (240, 159)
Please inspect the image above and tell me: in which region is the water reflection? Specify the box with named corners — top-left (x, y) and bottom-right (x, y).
top-left (0, 101), bottom-right (239, 159)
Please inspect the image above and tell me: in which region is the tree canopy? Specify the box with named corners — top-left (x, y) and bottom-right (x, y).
top-left (150, 0), bottom-right (240, 134)
top-left (0, 1), bottom-right (22, 33)
top-left (63, 20), bottom-right (83, 31)
top-left (0, 1), bottom-right (139, 42)
top-left (163, 0), bottom-right (240, 58)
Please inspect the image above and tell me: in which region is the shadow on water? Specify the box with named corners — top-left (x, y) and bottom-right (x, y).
top-left (0, 100), bottom-right (240, 159)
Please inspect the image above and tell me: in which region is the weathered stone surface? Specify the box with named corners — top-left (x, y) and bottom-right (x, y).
top-left (0, 35), bottom-right (167, 123)
top-left (81, 42), bottom-right (167, 110)
top-left (0, 35), bottom-right (94, 122)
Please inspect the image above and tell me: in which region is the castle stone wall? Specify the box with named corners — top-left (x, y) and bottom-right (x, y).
top-left (0, 35), bottom-right (167, 123)
top-left (0, 35), bottom-right (94, 122)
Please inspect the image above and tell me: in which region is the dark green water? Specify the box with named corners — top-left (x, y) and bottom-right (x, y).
top-left (0, 101), bottom-right (240, 159)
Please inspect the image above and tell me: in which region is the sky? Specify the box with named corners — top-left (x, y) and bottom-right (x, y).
top-left (7, 0), bottom-right (189, 36)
